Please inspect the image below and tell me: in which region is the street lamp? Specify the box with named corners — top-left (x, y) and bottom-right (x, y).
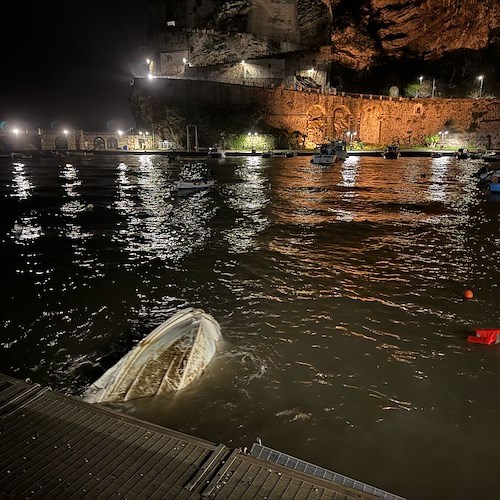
top-left (138, 131), bottom-right (146, 150)
top-left (477, 75), bottom-right (484, 98)
top-left (439, 130), bottom-right (449, 144)
top-left (12, 128), bottom-right (19, 149)
top-left (248, 132), bottom-right (257, 152)
top-left (348, 131), bottom-right (357, 147)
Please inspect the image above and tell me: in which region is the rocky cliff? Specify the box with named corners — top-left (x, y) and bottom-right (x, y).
top-left (149, 0), bottom-right (499, 94)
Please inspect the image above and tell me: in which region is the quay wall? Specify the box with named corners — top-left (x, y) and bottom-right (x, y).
top-left (139, 78), bottom-right (500, 149)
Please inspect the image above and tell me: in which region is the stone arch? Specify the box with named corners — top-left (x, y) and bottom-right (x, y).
top-left (94, 137), bottom-right (106, 150)
top-left (332, 105), bottom-right (352, 140)
top-left (305, 104), bottom-right (327, 146)
top-left (55, 136), bottom-right (68, 150)
top-left (107, 136), bottom-right (118, 149)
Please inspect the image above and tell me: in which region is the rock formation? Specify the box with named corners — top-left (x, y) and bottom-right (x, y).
top-left (150, 0), bottom-right (499, 79)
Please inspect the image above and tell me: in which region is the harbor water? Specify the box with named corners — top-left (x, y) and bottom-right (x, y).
top-left (1, 153), bottom-right (499, 499)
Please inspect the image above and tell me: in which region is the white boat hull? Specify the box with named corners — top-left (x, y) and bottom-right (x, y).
top-left (310, 154), bottom-right (336, 165)
top-left (173, 180), bottom-right (214, 190)
top-left (83, 308), bottom-right (222, 403)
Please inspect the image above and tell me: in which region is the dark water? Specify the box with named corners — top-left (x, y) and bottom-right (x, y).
top-left (1, 154), bottom-right (499, 499)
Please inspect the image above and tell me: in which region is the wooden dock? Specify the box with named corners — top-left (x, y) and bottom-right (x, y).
top-left (0, 373), bottom-right (404, 499)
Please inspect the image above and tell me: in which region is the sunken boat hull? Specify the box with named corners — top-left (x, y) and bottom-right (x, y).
top-left (83, 308), bottom-right (222, 403)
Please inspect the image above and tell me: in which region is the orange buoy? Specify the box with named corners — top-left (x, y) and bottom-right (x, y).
top-left (463, 289), bottom-right (474, 300)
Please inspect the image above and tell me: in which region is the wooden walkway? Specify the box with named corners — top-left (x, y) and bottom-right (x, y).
top-left (0, 374), bottom-right (403, 499)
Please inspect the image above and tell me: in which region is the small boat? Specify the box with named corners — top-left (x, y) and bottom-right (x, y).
top-left (83, 308), bottom-right (222, 403)
top-left (382, 144), bottom-right (400, 159)
top-left (207, 144), bottom-right (225, 158)
top-left (482, 151), bottom-right (500, 163)
top-left (173, 162), bottom-right (215, 190)
top-left (10, 152), bottom-right (33, 159)
top-left (475, 168), bottom-right (500, 189)
top-left (310, 142), bottom-right (337, 165)
top-left (455, 148), bottom-right (469, 160)
top-left (334, 140), bottom-right (349, 160)
top-left (261, 151), bottom-right (272, 158)
top-left (173, 179), bottom-right (215, 190)
top-left (207, 148), bottom-right (225, 158)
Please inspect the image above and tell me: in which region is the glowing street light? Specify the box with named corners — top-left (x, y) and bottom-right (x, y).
top-left (146, 58), bottom-right (152, 77)
top-left (347, 130), bottom-right (357, 147)
top-left (418, 76), bottom-right (423, 85)
top-left (438, 130), bottom-right (449, 143)
top-left (248, 132), bottom-right (258, 152)
top-left (117, 130), bottom-right (123, 136)
top-left (477, 75), bottom-right (484, 98)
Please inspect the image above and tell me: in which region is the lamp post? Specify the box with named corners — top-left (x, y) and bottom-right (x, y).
top-left (117, 130), bottom-right (124, 150)
top-left (248, 132), bottom-right (257, 153)
top-left (439, 130), bottom-right (448, 145)
top-left (12, 128), bottom-right (19, 150)
top-left (417, 76), bottom-right (423, 97)
top-left (477, 75), bottom-right (484, 98)
top-left (241, 60), bottom-right (246, 80)
top-left (138, 131), bottom-right (146, 150)
top-left (431, 78), bottom-right (436, 98)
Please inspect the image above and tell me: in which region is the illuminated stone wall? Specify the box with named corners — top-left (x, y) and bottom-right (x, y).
top-left (140, 78), bottom-right (500, 148)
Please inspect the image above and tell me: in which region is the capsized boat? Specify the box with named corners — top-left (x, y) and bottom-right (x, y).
top-left (83, 308), bottom-right (222, 403)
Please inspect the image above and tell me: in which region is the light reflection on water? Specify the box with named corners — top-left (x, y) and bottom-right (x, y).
top-left (0, 154), bottom-right (499, 499)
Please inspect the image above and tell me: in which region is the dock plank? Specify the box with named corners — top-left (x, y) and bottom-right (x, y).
top-left (0, 374), bottom-right (389, 500)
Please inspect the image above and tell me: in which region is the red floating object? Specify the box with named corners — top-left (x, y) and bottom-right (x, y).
top-left (467, 329), bottom-right (500, 345)
top-left (463, 289), bottom-right (474, 299)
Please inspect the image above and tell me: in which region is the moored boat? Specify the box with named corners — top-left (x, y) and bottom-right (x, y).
top-left (455, 147), bottom-right (469, 159)
top-left (310, 141), bottom-right (337, 165)
top-left (173, 162), bottom-right (215, 190)
top-left (482, 151), bottom-right (500, 162)
top-left (382, 144), bottom-right (400, 159)
top-left (334, 140), bottom-right (349, 160)
top-left (173, 179), bottom-right (215, 190)
top-left (83, 308), bottom-right (222, 403)
top-left (207, 144), bottom-right (225, 158)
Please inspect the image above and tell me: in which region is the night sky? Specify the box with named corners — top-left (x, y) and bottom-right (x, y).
top-left (0, 1), bottom-right (149, 132)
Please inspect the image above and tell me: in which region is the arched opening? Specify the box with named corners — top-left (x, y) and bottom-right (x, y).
top-left (306, 105), bottom-right (327, 147)
top-left (55, 136), bottom-right (68, 150)
top-left (107, 137), bottom-right (119, 149)
top-left (94, 137), bottom-right (105, 150)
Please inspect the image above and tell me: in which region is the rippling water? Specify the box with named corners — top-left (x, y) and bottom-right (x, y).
top-left (1, 154), bottom-right (499, 499)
